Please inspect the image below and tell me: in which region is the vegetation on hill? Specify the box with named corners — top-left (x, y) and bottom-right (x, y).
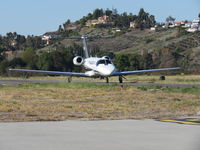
top-left (76, 8), bottom-right (155, 29)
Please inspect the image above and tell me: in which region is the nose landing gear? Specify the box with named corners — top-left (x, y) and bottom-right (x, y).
top-left (106, 77), bottom-right (109, 83)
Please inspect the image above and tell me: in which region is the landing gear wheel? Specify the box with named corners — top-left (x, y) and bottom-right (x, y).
top-left (67, 76), bottom-right (72, 83)
top-left (106, 77), bottom-right (109, 83)
top-left (119, 76), bottom-right (123, 83)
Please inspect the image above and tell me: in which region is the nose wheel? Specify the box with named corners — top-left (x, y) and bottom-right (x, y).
top-left (106, 77), bottom-right (109, 83)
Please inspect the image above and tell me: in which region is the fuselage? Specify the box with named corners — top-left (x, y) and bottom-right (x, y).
top-left (83, 57), bottom-right (116, 77)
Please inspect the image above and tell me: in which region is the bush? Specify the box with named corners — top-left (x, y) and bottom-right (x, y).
top-left (145, 38), bottom-right (154, 43)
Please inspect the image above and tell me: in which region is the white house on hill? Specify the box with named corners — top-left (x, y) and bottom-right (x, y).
top-left (187, 19), bottom-right (200, 32)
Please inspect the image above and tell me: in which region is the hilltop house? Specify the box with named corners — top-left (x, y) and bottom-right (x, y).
top-left (1, 50), bottom-right (23, 61)
top-left (42, 33), bottom-right (59, 45)
top-left (183, 22), bottom-right (192, 28)
top-left (2, 50), bottom-right (13, 55)
top-left (130, 21), bottom-right (136, 28)
top-left (173, 21), bottom-right (187, 27)
top-left (86, 16), bottom-right (113, 26)
top-left (10, 40), bottom-right (17, 47)
top-left (187, 19), bottom-right (200, 32)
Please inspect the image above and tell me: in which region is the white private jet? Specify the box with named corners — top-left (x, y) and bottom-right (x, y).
top-left (9, 35), bottom-right (180, 83)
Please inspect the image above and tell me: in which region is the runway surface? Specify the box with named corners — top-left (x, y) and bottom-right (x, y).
top-left (0, 79), bottom-right (200, 88)
top-left (0, 120), bottom-right (200, 150)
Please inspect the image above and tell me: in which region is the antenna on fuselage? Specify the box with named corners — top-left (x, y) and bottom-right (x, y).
top-left (81, 35), bottom-right (89, 58)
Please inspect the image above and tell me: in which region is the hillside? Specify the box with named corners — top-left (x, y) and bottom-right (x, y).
top-left (39, 27), bottom-right (200, 72)
top-left (41, 27), bottom-right (200, 53)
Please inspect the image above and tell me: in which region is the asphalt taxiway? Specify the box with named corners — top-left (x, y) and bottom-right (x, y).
top-left (0, 120), bottom-right (200, 150)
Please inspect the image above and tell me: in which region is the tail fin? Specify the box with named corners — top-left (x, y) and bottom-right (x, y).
top-left (82, 35), bottom-right (89, 58)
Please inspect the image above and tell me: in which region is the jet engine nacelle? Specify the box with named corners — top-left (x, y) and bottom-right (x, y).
top-left (73, 56), bottom-right (84, 66)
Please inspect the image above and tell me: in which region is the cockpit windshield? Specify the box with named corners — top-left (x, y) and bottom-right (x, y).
top-left (96, 59), bottom-right (112, 66)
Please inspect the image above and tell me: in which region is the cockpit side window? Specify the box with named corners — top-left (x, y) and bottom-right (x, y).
top-left (97, 59), bottom-right (112, 66)
top-left (105, 60), bottom-right (111, 64)
top-left (97, 60), bottom-right (105, 66)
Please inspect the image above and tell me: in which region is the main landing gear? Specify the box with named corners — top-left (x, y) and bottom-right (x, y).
top-left (105, 76), bottom-right (124, 84)
top-left (119, 76), bottom-right (123, 83)
top-left (67, 76), bottom-right (72, 83)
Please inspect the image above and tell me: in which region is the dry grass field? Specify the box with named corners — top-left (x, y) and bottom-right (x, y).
top-left (0, 75), bottom-right (200, 122)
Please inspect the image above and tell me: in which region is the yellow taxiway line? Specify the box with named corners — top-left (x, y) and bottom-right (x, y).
top-left (142, 118), bottom-right (200, 125)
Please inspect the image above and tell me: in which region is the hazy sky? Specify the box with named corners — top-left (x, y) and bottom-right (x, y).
top-left (0, 0), bottom-right (199, 36)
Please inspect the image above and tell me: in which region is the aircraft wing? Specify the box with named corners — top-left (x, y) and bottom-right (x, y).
top-left (112, 67), bottom-right (181, 76)
top-left (9, 69), bottom-right (89, 77)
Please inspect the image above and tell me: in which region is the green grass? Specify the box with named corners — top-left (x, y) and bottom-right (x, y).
top-left (63, 104), bottom-right (74, 109)
top-left (9, 82), bottom-right (119, 91)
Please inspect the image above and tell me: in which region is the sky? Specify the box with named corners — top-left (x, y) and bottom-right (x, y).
top-left (0, 0), bottom-right (199, 36)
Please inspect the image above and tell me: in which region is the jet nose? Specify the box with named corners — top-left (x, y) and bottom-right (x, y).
top-left (103, 66), bottom-right (115, 76)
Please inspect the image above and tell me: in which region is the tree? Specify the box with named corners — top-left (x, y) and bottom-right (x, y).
top-left (0, 60), bottom-right (8, 75)
top-left (63, 19), bottom-right (71, 30)
top-left (67, 43), bottom-right (83, 56)
top-left (138, 8), bottom-right (148, 21)
top-left (9, 57), bottom-right (26, 68)
top-left (105, 9), bottom-right (112, 16)
top-left (148, 15), bottom-right (156, 27)
top-left (166, 16), bottom-right (175, 24)
top-left (47, 48), bottom-right (74, 71)
top-left (97, 51), bottom-right (115, 59)
top-left (25, 36), bottom-right (42, 49)
top-left (115, 54), bottom-right (130, 71)
top-left (51, 51), bottom-right (66, 71)
top-left (0, 53), bottom-right (5, 62)
top-left (90, 45), bottom-right (100, 56)
top-left (135, 8), bottom-right (156, 29)
top-left (142, 50), bottom-right (154, 69)
top-left (112, 8), bottom-right (118, 15)
top-left (198, 13), bottom-right (200, 19)
top-left (6, 32), bottom-right (17, 40)
top-left (129, 54), bottom-right (142, 70)
top-left (61, 30), bottom-right (79, 38)
top-left (93, 8), bottom-right (104, 19)
top-left (61, 48), bottom-right (74, 71)
top-left (58, 25), bottom-right (64, 33)
top-left (87, 13), bottom-right (93, 20)
top-left (37, 44), bottom-right (77, 72)
top-left (37, 51), bottom-right (54, 71)
top-left (22, 49), bottom-right (38, 69)
top-left (16, 35), bottom-right (26, 46)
